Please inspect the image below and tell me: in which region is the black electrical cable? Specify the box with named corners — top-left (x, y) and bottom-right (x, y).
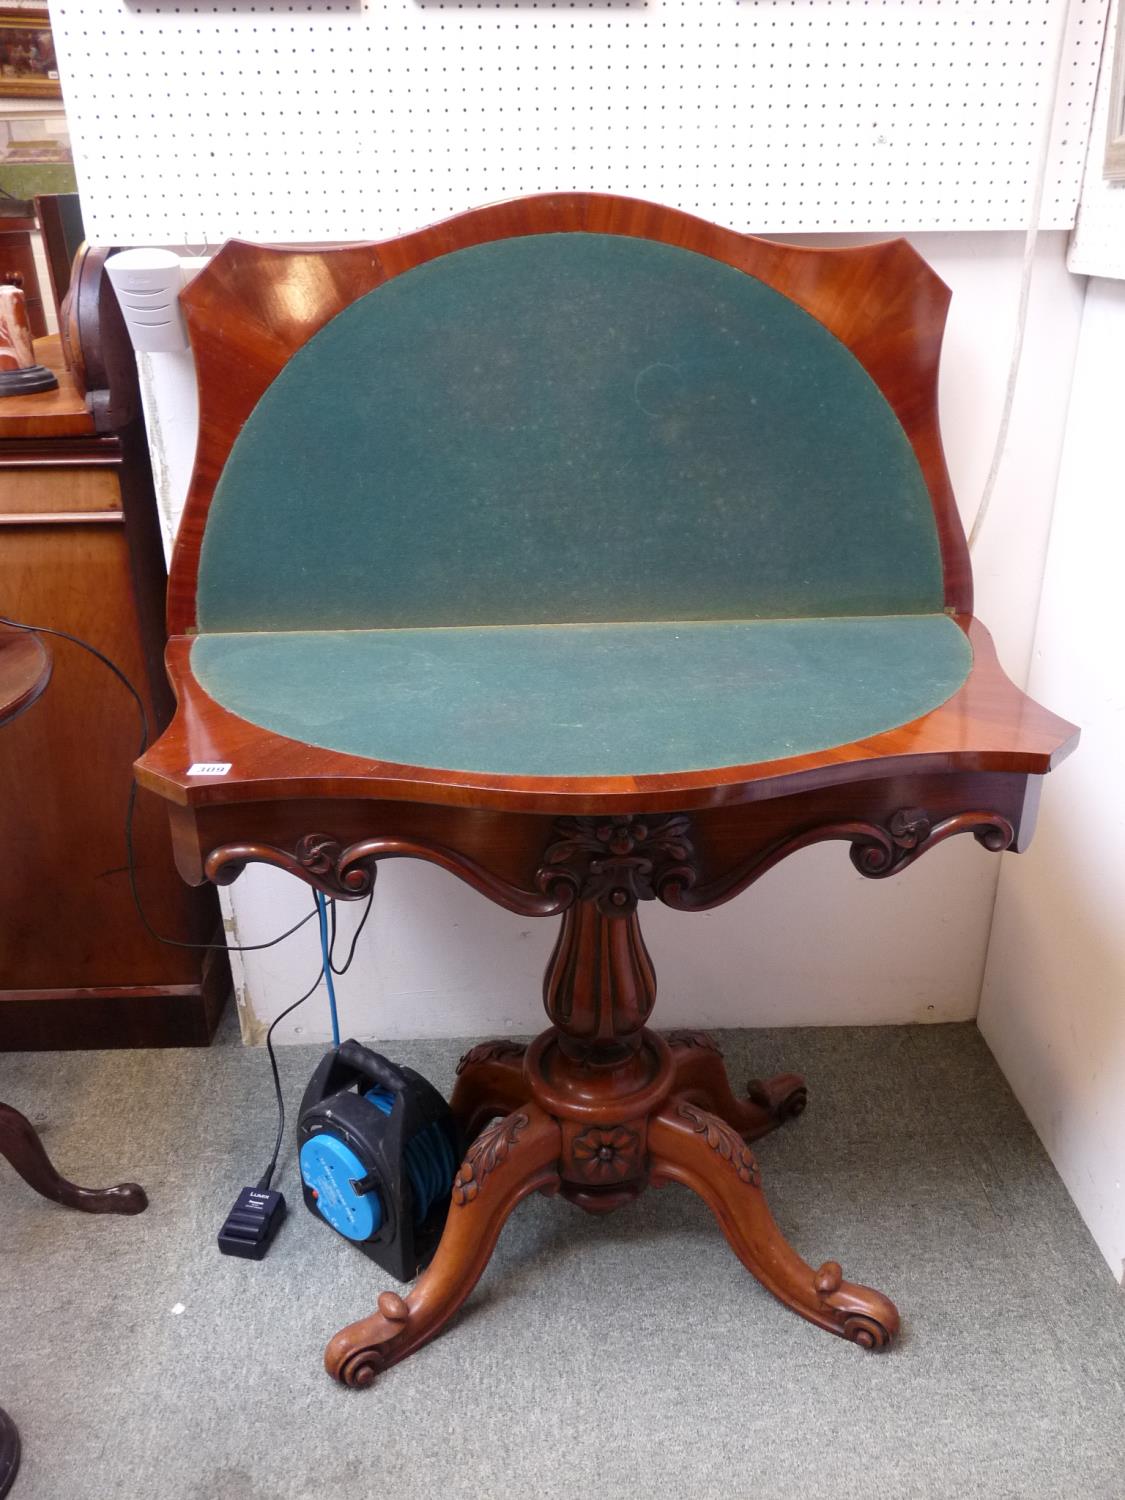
top-left (328, 888), bottom-right (374, 975)
top-left (124, 780), bottom-right (319, 952)
top-left (258, 907), bottom-right (326, 1192)
top-left (0, 613), bottom-right (319, 954)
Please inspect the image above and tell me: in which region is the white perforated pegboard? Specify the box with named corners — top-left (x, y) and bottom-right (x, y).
top-left (49, 1), bottom-right (1108, 244)
top-left (1068, 0), bottom-right (1125, 274)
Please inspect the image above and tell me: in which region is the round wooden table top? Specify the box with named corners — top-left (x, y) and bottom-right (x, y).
top-left (0, 623), bottom-right (51, 728)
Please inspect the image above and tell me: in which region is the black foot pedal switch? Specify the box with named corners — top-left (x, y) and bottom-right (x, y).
top-left (217, 1186), bottom-right (287, 1260)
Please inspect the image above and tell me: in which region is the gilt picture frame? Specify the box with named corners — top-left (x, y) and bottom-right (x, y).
top-left (0, 8), bottom-right (61, 101)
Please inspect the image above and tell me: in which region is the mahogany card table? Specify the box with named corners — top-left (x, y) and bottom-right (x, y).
top-left (135, 195), bottom-right (1076, 1387)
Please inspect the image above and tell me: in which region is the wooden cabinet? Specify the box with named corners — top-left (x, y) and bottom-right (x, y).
top-left (0, 248), bottom-right (228, 1047)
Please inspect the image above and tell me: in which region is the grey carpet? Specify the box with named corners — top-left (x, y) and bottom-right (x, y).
top-left (2, 1021), bottom-right (1124, 1500)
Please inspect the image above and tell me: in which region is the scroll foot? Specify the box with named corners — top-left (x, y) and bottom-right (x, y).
top-left (649, 1100), bottom-right (898, 1350)
top-left (324, 1104), bottom-right (561, 1388)
top-left (0, 1102), bottom-right (147, 1215)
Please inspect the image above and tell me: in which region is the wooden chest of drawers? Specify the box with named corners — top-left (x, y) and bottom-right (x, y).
top-left (0, 247), bottom-right (227, 1047)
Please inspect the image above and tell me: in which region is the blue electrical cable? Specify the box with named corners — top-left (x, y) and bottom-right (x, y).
top-left (314, 891), bottom-right (341, 1046)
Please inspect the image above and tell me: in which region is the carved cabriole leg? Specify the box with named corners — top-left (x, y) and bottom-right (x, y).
top-left (649, 1101), bottom-right (899, 1349)
top-left (666, 1031), bottom-right (808, 1143)
top-left (324, 1104), bottom-right (562, 1388)
top-left (0, 1102), bottom-right (148, 1215)
top-left (448, 1040), bottom-right (530, 1141)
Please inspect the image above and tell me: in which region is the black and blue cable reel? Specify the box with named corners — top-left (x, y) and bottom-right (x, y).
top-left (296, 896), bottom-right (462, 1280)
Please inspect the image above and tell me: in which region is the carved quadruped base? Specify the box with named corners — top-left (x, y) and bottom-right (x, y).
top-left (218, 809), bottom-right (1016, 1385)
top-left (665, 1029), bottom-right (809, 1140)
top-left (325, 1024), bottom-right (897, 1387)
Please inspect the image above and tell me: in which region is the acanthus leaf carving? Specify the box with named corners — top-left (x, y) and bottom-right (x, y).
top-left (677, 1101), bottom-right (762, 1187)
top-left (455, 1040), bottom-right (527, 1076)
top-left (846, 809), bottom-right (1014, 879)
top-left (535, 814), bottom-right (698, 917)
top-left (452, 1112), bottom-right (529, 1207)
top-left (665, 1029), bottom-right (722, 1055)
top-left (205, 832), bottom-right (378, 898)
top-left (202, 808), bottom-right (1015, 920)
top-left (204, 834), bottom-right (570, 914)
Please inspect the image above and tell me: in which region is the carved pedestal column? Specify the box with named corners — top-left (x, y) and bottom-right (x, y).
top-left (542, 901), bottom-right (656, 1056)
top-left (534, 814), bottom-right (687, 1061)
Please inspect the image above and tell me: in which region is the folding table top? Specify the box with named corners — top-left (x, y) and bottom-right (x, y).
top-left (138, 196), bottom-right (1076, 812)
top-left (191, 617), bottom-right (971, 780)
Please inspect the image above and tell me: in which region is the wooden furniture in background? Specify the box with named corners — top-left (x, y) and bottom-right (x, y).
top-left (0, 621), bottom-right (147, 1500)
top-left (0, 617), bottom-right (48, 720)
top-left (33, 191), bottom-right (84, 326)
top-left (0, 245), bottom-right (228, 1048)
top-left (0, 621), bottom-right (148, 1205)
top-left (136, 194), bottom-right (1077, 1384)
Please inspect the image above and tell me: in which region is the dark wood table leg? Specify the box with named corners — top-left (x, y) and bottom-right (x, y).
top-left (0, 1405), bottom-right (18, 1500)
top-left (0, 1101), bottom-right (148, 1214)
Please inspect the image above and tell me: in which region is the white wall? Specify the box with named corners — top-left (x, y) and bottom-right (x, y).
top-left (202, 229), bottom-right (1086, 1045)
top-left (49, 0), bottom-right (1104, 242)
top-left (978, 275), bottom-right (1125, 1283)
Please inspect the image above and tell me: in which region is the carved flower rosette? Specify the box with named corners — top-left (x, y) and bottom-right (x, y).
top-left (570, 1124), bottom-right (642, 1184)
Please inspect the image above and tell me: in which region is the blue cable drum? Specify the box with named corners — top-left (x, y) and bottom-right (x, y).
top-left (299, 1132), bottom-right (382, 1241)
top-left (364, 1088), bottom-right (458, 1227)
top-left (299, 1088), bottom-right (457, 1244)
top-left (298, 1039), bottom-right (461, 1277)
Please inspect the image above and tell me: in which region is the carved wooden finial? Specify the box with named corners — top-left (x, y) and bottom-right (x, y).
top-left (377, 1292), bottom-right (409, 1323)
top-left (814, 1261), bottom-right (843, 1296)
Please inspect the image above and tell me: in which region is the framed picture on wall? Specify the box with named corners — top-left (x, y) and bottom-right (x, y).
top-left (0, 8), bottom-right (61, 101)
